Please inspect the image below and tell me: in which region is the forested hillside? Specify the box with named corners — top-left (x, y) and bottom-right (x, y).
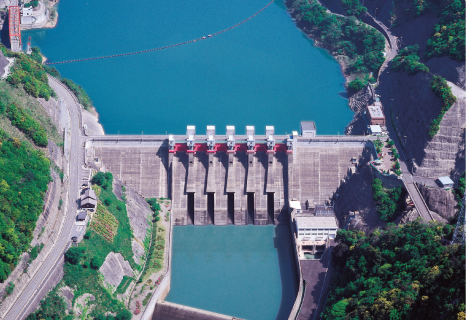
top-left (324, 220), bottom-right (465, 319)
top-left (0, 129), bottom-right (51, 281)
top-left (290, 0), bottom-right (385, 88)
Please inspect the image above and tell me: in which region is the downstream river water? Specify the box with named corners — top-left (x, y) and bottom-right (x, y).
top-left (22, 0), bottom-right (352, 135)
top-left (166, 225), bottom-right (297, 320)
top-left (21, 0), bottom-right (351, 318)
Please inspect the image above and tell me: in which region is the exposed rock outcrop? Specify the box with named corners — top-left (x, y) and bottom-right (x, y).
top-left (346, 84), bottom-right (375, 135)
top-left (417, 184), bottom-right (458, 221)
top-left (378, 70), bottom-right (465, 181)
top-left (425, 56), bottom-right (466, 89)
top-left (334, 164), bottom-right (386, 233)
top-left (112, 178), bottom-right (152, 265)
top-left (99, 252), bottom-right (134, 294)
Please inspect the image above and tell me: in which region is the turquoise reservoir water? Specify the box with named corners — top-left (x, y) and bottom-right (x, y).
top-left (21, 0), bottom-right (352, 135)
top-left (166, 225), bottom-right (297, 320)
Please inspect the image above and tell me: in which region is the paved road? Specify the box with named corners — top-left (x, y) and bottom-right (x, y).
top-left (360, 10), bottom-right (434, 222)
top-left (4, 76), bottom-right (84, 320)
top-left (316, 0), bottom-right (433, 222)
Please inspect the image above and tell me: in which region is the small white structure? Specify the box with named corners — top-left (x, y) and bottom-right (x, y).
top-left (300, 121), bottom-right (316, 137)
top-left (291, 201), bottom-right (338, 260)
top-left (295, 215), bottom-right (338, 241)
top-left (437, 176), bottom-right (454, 188)
top-left (21, 2), bottom-right (48, 29)
top-left (369, 125), bottom-right (382, 136)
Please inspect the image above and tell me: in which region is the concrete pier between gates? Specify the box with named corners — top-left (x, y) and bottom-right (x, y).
top-left (85, 124), bottom-right (377, 226)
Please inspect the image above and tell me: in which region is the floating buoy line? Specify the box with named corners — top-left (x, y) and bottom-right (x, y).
top-left (44, 0), bottom-right (274, 65)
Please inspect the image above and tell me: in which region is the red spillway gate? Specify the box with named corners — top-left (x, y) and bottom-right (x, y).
top-left (8, 6), bottom-right (21, 52)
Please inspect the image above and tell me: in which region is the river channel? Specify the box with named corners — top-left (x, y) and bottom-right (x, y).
top-left (166, 225), bottom-right (297, 320)
top-left (22, 0), bottom-right (352, 135)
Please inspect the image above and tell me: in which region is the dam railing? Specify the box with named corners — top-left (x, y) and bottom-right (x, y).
top-left (141, 206), bottom-right (174, 320)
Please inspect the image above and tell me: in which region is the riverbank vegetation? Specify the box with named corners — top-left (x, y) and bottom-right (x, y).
top-left (0, 45), bottom-right (55, 100)
top-left (291, 0), bottom-right (385, 87)
top-left (0, 129), bottom-right (51, 281)
top-left (372, 178), bottom-right (406, 221)
top-left (390, 45), bottom-right (429, 75)
top-left (429, 75), bottom-right (456, 137)
top-left (325, 220), bottom-right (465, 319)
top-left (43, 64), bottom-right (93, 110)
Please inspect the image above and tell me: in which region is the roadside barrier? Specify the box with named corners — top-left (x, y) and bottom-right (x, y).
top-left (45, 0), bottom-right (275, 66)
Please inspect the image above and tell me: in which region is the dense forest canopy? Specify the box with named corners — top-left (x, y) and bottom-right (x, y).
top-left (324, 220), bottom-right (465, 320)
top-left (293, 0), bottom-right (385, 86)
top-left (0, 129), bottom-right (51, 281)
top-left (390, 45), bottom-right (429, 76)
top-left (0, 46), bottom-right (55, 100)
top-left (425, 0), bottom-right (465, 61)
top-left (372, 178), bottom-right (406, 221)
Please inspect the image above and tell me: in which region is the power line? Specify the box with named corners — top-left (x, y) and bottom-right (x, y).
top-left (45, 0), bottom-right (274, 66)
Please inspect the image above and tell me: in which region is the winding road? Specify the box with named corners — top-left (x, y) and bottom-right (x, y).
top-left (2, 76), bottom-right (85, 319)
top-left (315, 1), bottom-right (433, 221)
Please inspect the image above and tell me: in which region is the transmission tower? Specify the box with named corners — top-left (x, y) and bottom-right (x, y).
top-left (451, 192), bottom-right (465, 245)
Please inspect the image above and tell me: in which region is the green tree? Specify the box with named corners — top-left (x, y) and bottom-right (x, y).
top-left (348, 78), bottom-right (364, 91)
top-left (91, 255), bottom-right (104, 270)
top-left (65, 247), bottom-right (85, 265)
top-left (92, 172), bottom-right (106, 186)
top-left (116, 310), bottom-right (132, 320)
top-left (328, 299), bottom-right (348, 319)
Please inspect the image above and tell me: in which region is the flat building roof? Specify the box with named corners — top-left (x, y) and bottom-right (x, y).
top-left (368, 105), bottom-right (384, 118)
top-left (295, 216), bottom-right (338, 229)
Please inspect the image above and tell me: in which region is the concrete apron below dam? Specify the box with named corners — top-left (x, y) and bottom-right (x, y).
top-left (84, 132), bottom-right (377, 227)
top-left (153, 301), bottom-right (244, 320)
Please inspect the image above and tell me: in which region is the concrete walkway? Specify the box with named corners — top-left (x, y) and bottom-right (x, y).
top-left (297, 247), bottom-right (333, 320)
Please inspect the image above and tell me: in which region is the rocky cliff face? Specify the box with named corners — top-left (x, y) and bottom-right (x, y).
top-left (346, 84), bottom-right (375, 135)
top-left (378, 70), bottom-right (465, 181)
top-left (334, 164), bottom-right (386, 233)
top-left (425, 56), bottom-right (466, 89)
top-left (417, 184), bottom-right (458, 220)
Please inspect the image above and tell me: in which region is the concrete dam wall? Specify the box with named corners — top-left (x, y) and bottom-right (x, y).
top-left (85, 126), bottom-right (376, 226)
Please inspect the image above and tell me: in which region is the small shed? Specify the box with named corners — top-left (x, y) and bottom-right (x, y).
top-left (437, 176), bottom-right (454, 188)
top-left (300, 121), bottom-right (316, 137)
top-left (77, 211), bottom-right (87, 221)
top-left (369, 125), bottom-right (382, 135)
